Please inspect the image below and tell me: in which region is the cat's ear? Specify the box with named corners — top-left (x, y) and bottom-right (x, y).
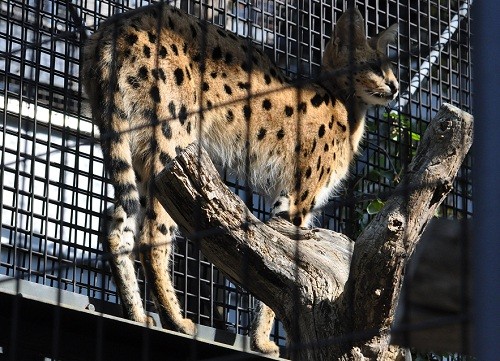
top-left (368, 23), bottom-right (398, 52)
top-left (333, 7), bottom-right (367, 49)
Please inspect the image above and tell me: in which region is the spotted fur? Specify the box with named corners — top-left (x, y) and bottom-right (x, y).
top-left (82, 3), bottom-right (398, 355)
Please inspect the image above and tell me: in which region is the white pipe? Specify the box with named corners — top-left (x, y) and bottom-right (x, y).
top-left (397, 0), bottom-right (473, 111)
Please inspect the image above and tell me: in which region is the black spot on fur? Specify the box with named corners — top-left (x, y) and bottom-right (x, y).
top-left (238, 82), bottom-right (250, 90)
top-left (294, 171), bottom-right (302, 191)
top-left (311, 93), bottom-right (323, 107)
top-left (311, 139), bottom-right (317, 153)
top-left (138, 66), bottom-right (148, 79)
top-left (317, 156), bottom-right (322, 170)
top-left (257, 128), bottom-right (267, 140)
top-left (210, 71), bottom-right (218, 78)
top-left (150, 86), bottom-right (161, 103)
top-left (300, 190), bottom-right (309, 202)
top-left (226, 110), bottom-right (234, 122)
top-left (109, 158), bottom-right (130, 173)
top-left (298, 102), bottom-right (307, 113)
top-left (310, 198), bottom-right (316, 211)
top-left (122, 199), bottom-right (140, 217)
top-left (206, 100), bottom-right (213, 110)
top-left (323, 93), bottom-right (330, 105)
top-left (324, 143), bottom-right (329, 152)
top-left (127, 76), bottom-right (140, 89)
top-left (329, 116), bottom-right (334, 129)
top-left (285, 106), bottom-right (294, 117)
top-left (141, 109), bottom-right (158, 126)
top-left (125, 33), bottom-right (138, 45)
top-left (158, 224), bottom-right (168, 235)
top-left (243, 105), bottom-right (252, 121)
top-left (174, 68), bottom-right (184, 85)
top-left (202, 82), bottom-right (210, 92)
top-left (186, 121), bottom-right (192, 134)
top-left (159, 46), bottom-right (168, 58)
top-left (146, 208), bottom-right (157, 220)
top-left (149, 138), bottom-right (159, 153)
top-left (264, 74), bottom-right (271, 84)
top-left (224, 84), bottom-right (232, 95)
top-left (185, 67), bottom-right (191, 81)
top-left (114, 182), bottom-right (135, 197)
top-left (277, 129), bottom-right (285, 139)
top-left (212, 46), bottom-right (223, 60)
top-left (148, 31), bottom-right (157, 44)
top-left (162, 121), bottom-right (172, 139)
top-left (262, 99), bottom-right (272, 110)
top-left (143, 45), bottom-right (151, 58)
top-left (183, 42), bottom-right (188, 54)
top-left (318, 124), bottom-right (326, 138)
top-left (168, 101), bottom-right (176, 118)
top-left (305, 166), bottom-right (312, 178)
top-left (178, 105), bottom-right (188, 124)
top-left (337, 121), bottom-right (347, 132)
top-left (152, 68), bottom-right (166, 82)
top-left (171, 44), bottom-right (179, 56)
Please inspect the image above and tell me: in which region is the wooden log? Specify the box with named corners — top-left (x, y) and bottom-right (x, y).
top-left (154, 103), bottom-right (473, 360)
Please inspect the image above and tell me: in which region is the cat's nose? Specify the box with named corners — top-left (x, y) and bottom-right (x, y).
top-left (387, 81), bottom-right (399, 95)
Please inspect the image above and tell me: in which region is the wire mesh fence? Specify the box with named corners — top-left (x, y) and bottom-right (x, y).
top-left (1, 0), bottom-right (473, 359)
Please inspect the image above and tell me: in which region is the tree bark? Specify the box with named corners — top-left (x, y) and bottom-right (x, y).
top-left (154, 103), bottom-right (473, 360)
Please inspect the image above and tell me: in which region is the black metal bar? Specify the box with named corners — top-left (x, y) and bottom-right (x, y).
top-left (472, 1), bottom-right (500, 359)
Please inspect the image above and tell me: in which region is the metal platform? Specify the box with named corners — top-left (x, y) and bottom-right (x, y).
top-left (0, 276), bottom-right (277, 361)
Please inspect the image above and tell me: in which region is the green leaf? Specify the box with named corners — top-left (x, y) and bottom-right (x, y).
top-left (410, 131), bottom-right (421, 141)
top-left (366, 198), bottom-right (384, 215)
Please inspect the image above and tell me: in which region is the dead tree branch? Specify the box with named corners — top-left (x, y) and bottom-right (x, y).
top-left (154, 103), bottom-right (473, 360)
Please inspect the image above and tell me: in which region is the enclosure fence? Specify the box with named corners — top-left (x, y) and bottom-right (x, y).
top-left (1, 0), bottom-right (473, 360)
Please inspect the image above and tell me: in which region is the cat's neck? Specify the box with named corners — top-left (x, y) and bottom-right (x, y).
top-left (319, 73), bottom-right (369, 153)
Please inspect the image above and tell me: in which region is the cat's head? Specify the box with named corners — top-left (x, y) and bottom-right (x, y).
top-left (322, 8), bottom-right (399, 106)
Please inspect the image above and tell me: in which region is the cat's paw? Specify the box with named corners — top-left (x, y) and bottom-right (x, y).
top-left (177, 318), bottom-right (197, 335)
top-left (270, 193), bottom-right (290, 219)
top-left (251, 337), bottom-right (280, 358)
top-left (145, 315), bottom-right (156, 327)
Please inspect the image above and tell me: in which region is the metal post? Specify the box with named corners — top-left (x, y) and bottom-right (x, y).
top-left (472, 1), bottom-right (500, 359)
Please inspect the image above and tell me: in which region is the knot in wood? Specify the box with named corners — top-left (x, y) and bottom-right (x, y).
top-left (439, 119), bottom-right (453, 132)
top-left (387, 214), bottom-right (405, 235)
